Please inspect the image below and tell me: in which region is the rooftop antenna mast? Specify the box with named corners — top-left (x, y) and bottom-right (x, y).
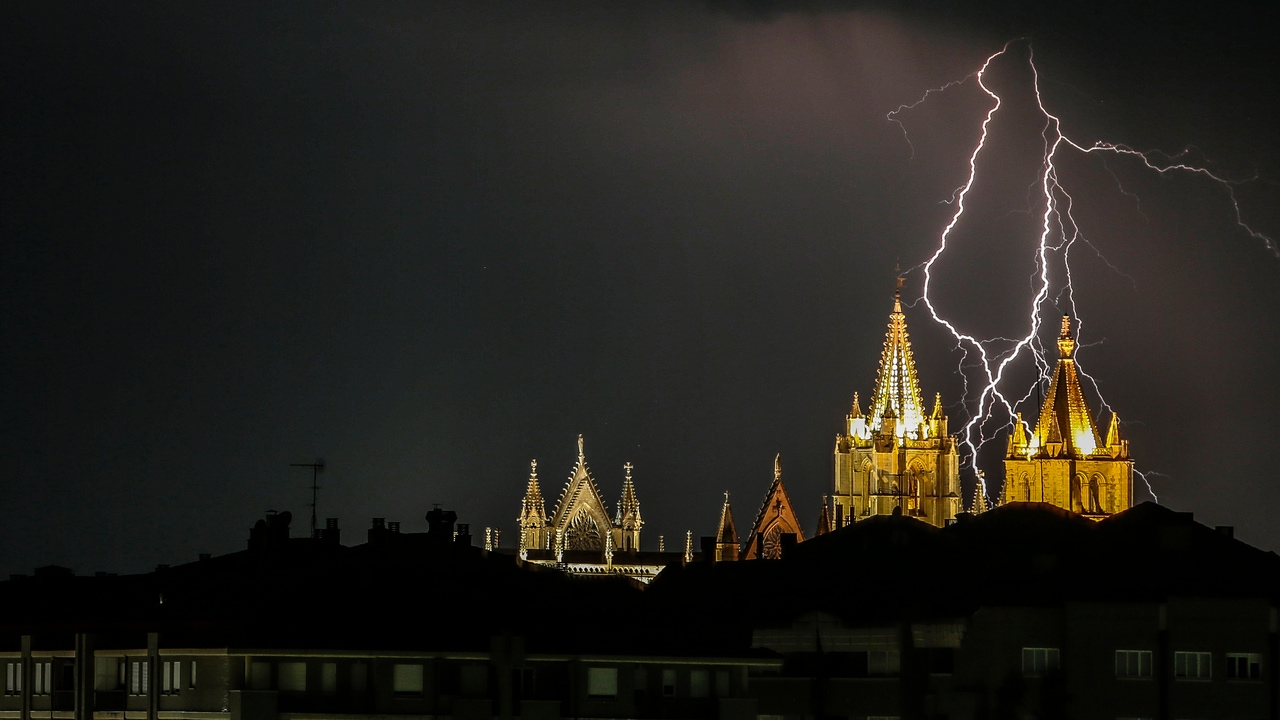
top-left (290, 459), bottom-right (325, 538)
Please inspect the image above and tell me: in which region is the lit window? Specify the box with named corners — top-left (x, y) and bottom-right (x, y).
top-left (34, 662), bottom-right (51, 695)
top-left (5, 663), bottom-right (18, 695)
top-left (1174, 651), bottom-right (1211, 681)
top-left (392, 664), bottom-right (423, 696)
top-left (689, 669), bottom-right (709, 698)
top-left (321, 663), bottom-right (337, 694)
top-left (189, 661), bottom-right (197, 689)
top-left (1115, 650), bottom-right (1152, 679)
top-left (162, 660), bottom-right (182, 694)
top-left (278, 662), bottom-right (306, 692)
top-left (130, 661), bottom-right (150, 695)
top-left (661, 669), bottom-right (676, 697)
top-left (1022, 648), bottom-right (1060, 676)
top-left (587, 668), bottom-right (617, 699)
top-left (1227, 653), bottom-right (1262, 681)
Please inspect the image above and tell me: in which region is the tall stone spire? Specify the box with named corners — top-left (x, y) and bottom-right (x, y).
top-left (869, 274), bottom-right (926, 437)
top-left (615, 462), bottom-right (643, 552)
top-left (518, 459), bottom-right (548, 557)
top-left (1031, 315), bottom-right (1102, 457)
top-left (616, 462), bottom-right (642, 529)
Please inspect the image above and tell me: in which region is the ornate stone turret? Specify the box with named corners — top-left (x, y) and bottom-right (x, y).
top-left (518, 459), bottom-right (548, 558)
top-left (1002, 316), bottom-right (1133, 517)
top-left (615, 462), bottom-right (643, 551)
top-left (714, 492), bottom-right (739, 561)
top-left (832, 273), bottom-right (961, 528)
top-left (970, 473), bottom-right (989, 515)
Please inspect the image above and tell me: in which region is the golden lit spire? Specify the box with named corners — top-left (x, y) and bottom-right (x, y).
top-left (869, 273), bottom-right (925, 437)
top-left (518, 459), bottom-right (547, 527)
top-left (1032, 315), bottom-right (1101, 457)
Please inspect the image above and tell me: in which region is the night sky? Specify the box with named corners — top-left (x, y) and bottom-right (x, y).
top-left (2, 2), bottom-right (1277, 577)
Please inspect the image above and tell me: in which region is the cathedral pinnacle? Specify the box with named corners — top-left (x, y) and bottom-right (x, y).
top-left (1057, 314), bottom-right (1076, 358)
top-left (1026, 315), bottom-right (1102, 458)
top-left (869, 275), bottom-right (925, 436)
top-left (774, 453), bottom-right (782, 480)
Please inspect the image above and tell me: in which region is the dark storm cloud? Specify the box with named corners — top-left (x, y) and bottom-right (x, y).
top-left (0, 2), bottom-right (1276, 575)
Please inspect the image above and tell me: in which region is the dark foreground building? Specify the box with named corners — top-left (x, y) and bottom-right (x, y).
top-left (2, 502), bottom-right (1277, 720)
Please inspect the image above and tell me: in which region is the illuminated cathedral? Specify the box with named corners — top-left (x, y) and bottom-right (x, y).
top-left (509, 280), bottom-right (1135, 574)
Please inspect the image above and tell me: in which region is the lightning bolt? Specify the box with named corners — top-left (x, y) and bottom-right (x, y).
top-left (889, 40), bottom-right (1274, 507)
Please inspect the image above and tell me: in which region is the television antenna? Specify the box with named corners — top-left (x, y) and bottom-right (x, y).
top-left (290, 459), bottom-right (325, 537)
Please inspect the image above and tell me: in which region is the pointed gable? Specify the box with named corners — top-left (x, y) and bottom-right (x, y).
top-left (549, 435), bottom-right (614, 551)
top-left (716, 493), bottom-right (738, 544)
top-left (742, 454), bottom-right (806, 560)
top-left (815, 497), bottom-right (832, 536)
top-left (1032, 316), bottom-right (1102, 457)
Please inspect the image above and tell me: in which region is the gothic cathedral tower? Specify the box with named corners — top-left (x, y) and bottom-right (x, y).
top-left (832, 279), bottom-right (961, 528)
top-left (1002, 316), bottom-right (1133, 517)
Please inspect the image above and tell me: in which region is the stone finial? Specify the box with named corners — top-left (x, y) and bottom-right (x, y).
top-left (1057, 315), bottom-right (1075, 358)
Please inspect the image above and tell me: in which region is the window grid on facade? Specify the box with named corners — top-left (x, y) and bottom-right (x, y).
top-left (1173, 651), bottom-right (1211, 681)
top-left (1115, 650), bottom-right (1152, 678)
top-left (1227, 653), bottom-right (1262, 680)
top-left (1021, 647), bottom-right (1060, 676)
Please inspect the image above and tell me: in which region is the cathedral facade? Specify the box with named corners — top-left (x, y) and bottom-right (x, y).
top-left (830, 281), bottom-right (962, 528)
top-left (1001, 316), bottom-right (1133, 517)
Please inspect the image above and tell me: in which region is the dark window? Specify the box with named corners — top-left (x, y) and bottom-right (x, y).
top-left (1227, 654), bottom-right (1262, 681)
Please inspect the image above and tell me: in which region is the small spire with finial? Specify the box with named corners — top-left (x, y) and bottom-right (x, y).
top-left (577, 433), bottom-right (585, 460)
top-left (774, 453), bottom-right (782, 480)
top-left (894, 263), bottom-right (905, 313)
top-left (1057, 315), bottom-right (1075, 358)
